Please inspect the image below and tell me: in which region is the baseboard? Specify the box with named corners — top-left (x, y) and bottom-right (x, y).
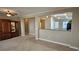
top-left (38, 38), bottom-right (79, 51)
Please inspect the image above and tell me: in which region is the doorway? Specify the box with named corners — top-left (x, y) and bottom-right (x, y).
top-left (24, 18), bottom-right (35, 36)
top-left (24, 19), bottom-right (29, 35)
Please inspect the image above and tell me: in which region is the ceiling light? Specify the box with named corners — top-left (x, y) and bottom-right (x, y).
top-left (7, 13), bottom-right (11, 17)
top-left (46, 16), bottom-right (48, 18)
top-left (64, 13), bottom-right (67, 16)
top-left (0, 9), bottom-right (17, 17)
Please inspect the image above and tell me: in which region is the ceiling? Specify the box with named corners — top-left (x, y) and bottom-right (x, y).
top-left (0, 7), bottom-right (67, 17)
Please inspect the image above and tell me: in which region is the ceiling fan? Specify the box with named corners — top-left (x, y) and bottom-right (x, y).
top-left (6, 10), bottom-right (17, 17)
top-left (0, 9), bottom-right (17, 17)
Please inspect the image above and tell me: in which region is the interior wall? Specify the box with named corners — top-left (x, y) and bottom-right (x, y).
top-left (39, 8), bottom-right (79, 49)
top-left (29, 18), bottom-right (35, 35)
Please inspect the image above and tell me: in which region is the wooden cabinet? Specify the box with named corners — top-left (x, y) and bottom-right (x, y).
top-left (0, 19), bottom-right (20, 41)
top-left (0, 20), bottom-right (2, 40)
top-left (1, 20), bottom-right (11, 40)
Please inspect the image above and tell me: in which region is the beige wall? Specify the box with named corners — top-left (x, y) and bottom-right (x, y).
top-left (39, 8), bottom-right (79, 49)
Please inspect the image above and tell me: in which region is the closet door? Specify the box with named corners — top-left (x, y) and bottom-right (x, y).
top-left (1, 20), bottom-right (11, 40)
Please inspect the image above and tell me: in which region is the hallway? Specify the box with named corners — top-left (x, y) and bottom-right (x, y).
top-left (0, 35), bottom-right (76, 51)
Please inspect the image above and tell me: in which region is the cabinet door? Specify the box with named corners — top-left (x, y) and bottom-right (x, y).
top-left (2, 20), bottom-right (11, 33)
top-left (0, 20), bottom-right (2, 40)
top-left (1, 20), bottom-right (11, 40)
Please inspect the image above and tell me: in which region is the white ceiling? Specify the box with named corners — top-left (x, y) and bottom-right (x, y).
top-left (0, 7), bottom-right (67, 17)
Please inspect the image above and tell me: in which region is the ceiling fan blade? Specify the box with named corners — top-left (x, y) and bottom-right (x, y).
top-left (11, 13), bottom-right (18, 16)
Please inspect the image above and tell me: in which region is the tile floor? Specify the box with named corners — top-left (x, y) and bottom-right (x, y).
top-left (0, 35), bottom-right (77, 51)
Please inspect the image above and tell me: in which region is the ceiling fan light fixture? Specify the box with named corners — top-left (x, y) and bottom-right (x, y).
top-left (0, 9), bottom-right (17, 17)
top-left (6, 13), bottom-right (11, 17)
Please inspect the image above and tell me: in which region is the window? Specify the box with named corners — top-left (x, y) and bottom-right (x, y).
top-left (51, 18), bottom-right (59, 30)
top-left (51, 12), bottom-right (72, 31)
top-left (11, 22), bottom-right (16, 32)
top-left (40, 12), bottom-right (72, 31)
top-left (63, 21), bottom-right (68, 29)
top-left (54, 22), bottom-right (59, 29)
